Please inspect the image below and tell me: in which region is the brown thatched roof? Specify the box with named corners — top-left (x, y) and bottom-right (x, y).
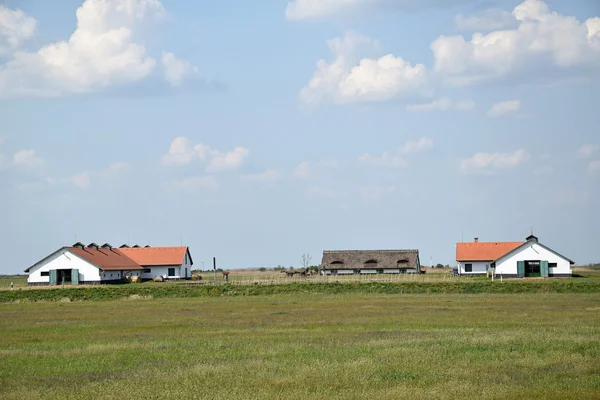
top-left (321, 249), bottom-right (420, 270)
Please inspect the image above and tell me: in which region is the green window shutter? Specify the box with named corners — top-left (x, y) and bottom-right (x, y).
top-left (49, 270), bottom-right (57, 285)
top-left (72, 269), bottom-right (80, 285)
top-left (517, 261), bottom-right (525, 278)
top-left (540, 261), bottom-right (549, 278)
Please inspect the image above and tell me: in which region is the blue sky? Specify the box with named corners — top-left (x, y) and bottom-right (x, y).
top-left (1, 0), bottom-right (599, 273)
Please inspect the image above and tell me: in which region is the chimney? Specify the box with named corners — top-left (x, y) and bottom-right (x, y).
top-left (474, 237), bottom-right (479, 243)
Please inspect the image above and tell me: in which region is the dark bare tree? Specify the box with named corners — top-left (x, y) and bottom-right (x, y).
top-left (301, 253), bottom-right (312, 270)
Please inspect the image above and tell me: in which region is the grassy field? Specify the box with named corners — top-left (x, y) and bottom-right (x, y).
top-left (0, 292), bottom-right (598, 399)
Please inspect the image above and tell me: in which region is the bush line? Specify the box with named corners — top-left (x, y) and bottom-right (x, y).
top-left (1, 280), bottom-right (600, 303)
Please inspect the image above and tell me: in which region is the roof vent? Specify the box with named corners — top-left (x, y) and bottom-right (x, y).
top-left (474, 237), bottom-right (479, 242)
top-left (526, 234), bottom-right (538, 242)
top-left (87, 242), bottom-right (99, 250)
top-left (144, 245), bottom-right (151, 248)
top-left (73, 242), bottom-right (85, 249)
top-left (132, 244), bottom-right (141, 248)
top-left (101, 243), bottom-right (112, 250)
top-left (119, 244), bottom-right (130, 248)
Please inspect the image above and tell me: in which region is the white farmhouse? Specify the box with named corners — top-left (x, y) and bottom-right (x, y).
top-left (26, 242), bottom-right (193, 286)
top-left (456, 235), bottom-right (574, 278)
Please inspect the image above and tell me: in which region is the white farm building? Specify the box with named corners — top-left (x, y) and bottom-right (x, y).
top-left (25, 242), bottom-right (194, 286)
top-left (456, 235), bottom-right (574, 278)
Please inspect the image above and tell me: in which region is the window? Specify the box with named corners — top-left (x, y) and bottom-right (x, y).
top-left (168, 268), bottom-right (175, 277)
top-left (41, 271), bottom-right (49, 277)
top-left (144, 268), bottom-right (151, 274)
top-left (364, 260), bottom-right (378, 265)
top-left (465, 263), bottom-right (473, 272)
top-left (549, 263), bottom-right (557, 269)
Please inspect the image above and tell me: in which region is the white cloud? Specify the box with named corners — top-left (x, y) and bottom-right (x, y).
top-left (0, 0), bottom-right (199, 97)
top-left (161, 137), bottom-right (209, 166)
top-left (207, 147), bottom-right (250, 172)
top-left (360, 137), bottom-right (433, 167)
top-left (487, 100), bottom-right (520, 118)
top-left (590, 160), bottom-right (600, 173)
top-left (300, 32), bottom-right (428, 105)
top-left (399, 137), bottom-right (434, 154)
top-left (162, 51), bottom-right (198, 87)
top-left (432, 0), bottom-right (600, 86)
top-left (71, 162), bottom-right (132, 189)
top-left (406, 98), bottom-right (475, 112)
top-left (13, 149), bottom-right (43, 168)
top-left (461, 149), bottom-right (529, 173)
top-left (171, 176), bottom-right (217, 192)
top-left (0, 5), bottom-right (37, 56)
top-left (359, 152), bottom-right (406, 167)
top-left (455, 9), bottom-right (517, 32)
top-left (293, 162), bottom-right (311, 179)
top-left (161, 137), bottom-right (248, 172)
top-left (360, 185), bottom-right (396, 200)
top-left (243, 170), bottom-right (280, 182)
top-left (577, 144), bottom-right (599, 159)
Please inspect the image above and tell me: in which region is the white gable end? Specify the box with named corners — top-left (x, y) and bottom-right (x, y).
top-left (495, 242), bottom-right (572, 276)
top-left (27, 250), bottom-right (101, 284)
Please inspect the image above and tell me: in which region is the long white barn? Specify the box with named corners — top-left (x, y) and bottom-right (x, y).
top-left (456, 235), bottom-right (574, 278)
top-left (26, 242), bottom-right (193, 286)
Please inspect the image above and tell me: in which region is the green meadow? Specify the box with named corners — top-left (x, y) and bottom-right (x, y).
top-left (1, 292), bottom-right (599, 399)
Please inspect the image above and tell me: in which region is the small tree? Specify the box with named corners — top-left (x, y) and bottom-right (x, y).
top-left (258, 267), bottom-right (266, 272)
top-left (301, 253), bottom-right (312, 270)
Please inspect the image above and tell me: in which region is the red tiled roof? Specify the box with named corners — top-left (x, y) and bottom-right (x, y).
top-left (119, 247), bottom-right (189, 266)
top-left (456, 242), bottom-right (524, 261)
top-left (68, 247), bottom-right (143, 271)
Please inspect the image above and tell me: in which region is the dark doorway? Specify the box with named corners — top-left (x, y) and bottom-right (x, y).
top-left (525, 261), bottom-right (541, 277)
top-left (57, 269), bottom-right (72, 284)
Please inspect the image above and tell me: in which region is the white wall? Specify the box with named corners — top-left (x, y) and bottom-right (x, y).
top-left (495, 242), bottom-right (572, 275)
top-left (27, 250), bottom-right (101, 284)
top-left (141, 265), bottom-right (185, 279)
top-left (456, 261), bottom-right (489, 275)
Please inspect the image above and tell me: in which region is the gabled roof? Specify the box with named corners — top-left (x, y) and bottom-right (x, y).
top-left (494, 241), bottom-right (576, 265)
top-left (25, 246), bottom-right (143, 272)
top-left (321, 249), bottom-right (420, 270)
top-left (118, 246), bottom-right (192, 266)
top-left (456, 242), bottom-right (523, 262)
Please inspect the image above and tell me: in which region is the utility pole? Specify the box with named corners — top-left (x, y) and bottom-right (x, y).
top-left (213, 257), bottom-right (217, 286)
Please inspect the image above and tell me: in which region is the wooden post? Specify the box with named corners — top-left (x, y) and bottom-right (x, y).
top-left (213, 257), bottom-right (217, 286)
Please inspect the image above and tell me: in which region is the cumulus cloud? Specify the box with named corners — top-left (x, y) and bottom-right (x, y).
top-left (0, 0), bottom-right (201, 97)
top-left (207, 147), bottom-right (250, 172)
top-left (577, 144), bottom-right (599, 159)
top-left (406, 98), bottom-right (474, 111)
top-left (432, 0), bottom-right (600, 86)
top-left (399, 137), bottom-right (434, 154)
top-left (161, 137), bottom-right (249, 172)
top-left (461, 149), bottom-right (529, 173)
top-left (360, 137), bottom-right (433, 166)
top-left (300, 32), bottom-right (428, 105)
top-left (0, 5), bottom-right (37, 56)
top-left (455, 9), bottom-right (518, 32)
top-left (71, 162), bottom-right (132, 189)
top-left (162, 51), bottom-right (198, 87)
top-left (487, 100), bottom-right (520, 118)
top-left (13, 149), bottom-right (43, 168)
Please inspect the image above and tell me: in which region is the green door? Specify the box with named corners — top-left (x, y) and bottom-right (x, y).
top-left (517, 261), bottom-right (525, 278)
top-left (540, 261), bottom-right (549, 278)
top-left (49, 270), bottom-right (57, 285)
top-left (72, 269), bottom-right (80, 285)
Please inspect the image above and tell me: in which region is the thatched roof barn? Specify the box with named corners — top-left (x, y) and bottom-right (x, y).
top-left (321, 249), bottom-right (421, 274)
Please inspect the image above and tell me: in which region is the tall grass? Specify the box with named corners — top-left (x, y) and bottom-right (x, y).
top-left (0, 293), bottom-right (598, 399)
